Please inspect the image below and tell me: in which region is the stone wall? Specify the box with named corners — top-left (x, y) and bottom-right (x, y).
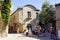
top-left (55, 4), bottom-right (60, 29)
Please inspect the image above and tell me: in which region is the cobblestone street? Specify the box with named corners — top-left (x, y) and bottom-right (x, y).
top-left (0, 34), bottom-right (39, 40)
top-left (0, 32), bottom-right (52, 40)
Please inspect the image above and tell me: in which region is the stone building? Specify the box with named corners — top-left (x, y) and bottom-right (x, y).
top-left (55, 3), bottom-right (60, 29)
top-left (9, 4), bottom-right (40, 33)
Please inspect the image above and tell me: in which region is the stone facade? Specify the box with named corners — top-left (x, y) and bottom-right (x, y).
top-left (55, 3), bottom-right (60, 29)
top-left (9, 4), bottom-right (40, 33)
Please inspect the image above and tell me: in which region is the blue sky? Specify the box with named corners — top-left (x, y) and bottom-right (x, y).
top-left (12, 0), bottom-right (60, 11)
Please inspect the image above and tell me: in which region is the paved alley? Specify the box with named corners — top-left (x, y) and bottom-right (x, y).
top-left (0, 32), bottom-right (51, 40)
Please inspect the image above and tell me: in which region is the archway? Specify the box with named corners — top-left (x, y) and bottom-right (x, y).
top-left (27, 24), bottom-right (32, 31)
top-left (8, 23), bottom-right (17, 33)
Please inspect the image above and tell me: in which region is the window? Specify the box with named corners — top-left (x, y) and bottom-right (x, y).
top-left (14, 16), bottom-right (15, 20)
top-left (36, 13), bottom-right (39, 19)
top-left (27, 11), bottom-right (31, 17)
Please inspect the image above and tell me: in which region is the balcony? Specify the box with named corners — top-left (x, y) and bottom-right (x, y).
top-left (24, 17), bottom-right (32, 22)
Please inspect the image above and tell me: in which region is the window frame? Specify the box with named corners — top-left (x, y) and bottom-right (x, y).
top-left (27, 11), bottom-right (31, 18)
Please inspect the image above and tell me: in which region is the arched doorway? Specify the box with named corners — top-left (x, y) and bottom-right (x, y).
top-left (8, 23), bottom-right (17, 33)
top-left (27, 24), bottom-right (32, 31)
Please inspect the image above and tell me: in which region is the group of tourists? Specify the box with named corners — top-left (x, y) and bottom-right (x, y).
top-left (24, 24), bottom-right (32, 36)
top-left (24, 24), bottom-right (47, 37)
top-left (24, 24), bottom-right (58, 40)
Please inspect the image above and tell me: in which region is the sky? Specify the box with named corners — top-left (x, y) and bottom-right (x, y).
top-left (12, 0), bottom-right (60, 11)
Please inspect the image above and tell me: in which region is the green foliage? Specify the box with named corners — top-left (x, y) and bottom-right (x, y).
top-left (39, 1), bottom-right (55, 24)
top-left (1, 0), bottom-right (11, 29)
top-left (39, 1), bottom-right (50, 24)
top-left (42, 1), bottom-right (50, 9)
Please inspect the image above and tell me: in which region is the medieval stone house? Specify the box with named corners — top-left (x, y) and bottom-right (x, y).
top-left (55, 3), bottom-right (60, 29)
top-left (9, 4), bottom-right (40, 33)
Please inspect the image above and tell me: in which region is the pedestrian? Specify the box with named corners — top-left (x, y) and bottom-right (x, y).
top-left (28, 29), bottom-right (32, 37)
top-left (27, 24), bottom-right (29, 31)
top-left (17, 28), bottom-right (19, 34)
top-left (49, 27), bottom-right (51, 39)
top-left (25, 29), bottom-right (29, 36)
top-left (36, 25), bottom-right (40, 37)
top-left (52, 29), bottom-right (57, 40)
top-left (50, 28), bottom-right (57, 40)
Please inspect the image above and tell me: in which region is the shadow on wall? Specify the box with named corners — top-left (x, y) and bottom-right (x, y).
top-left (30, 18), bottom-right (37, 30)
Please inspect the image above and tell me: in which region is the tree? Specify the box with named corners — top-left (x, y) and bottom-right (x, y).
top-left (44, 5), bottom-right (55, 24)
top-left (1, 0), bottom-right (11, 36)
top-left (39, 1), bottom-right (55, 27)
top-left (39, 1), bottom-right (50, 24)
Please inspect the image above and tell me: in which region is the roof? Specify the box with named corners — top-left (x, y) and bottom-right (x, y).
top-left (24, 4), bottom-right (40, 11)
top-left (11, 4), bottom-right (40, 16)
top-left (55, 3), bottom-right (60, 7)
top-left (11, 7), bottom-right (23, 16)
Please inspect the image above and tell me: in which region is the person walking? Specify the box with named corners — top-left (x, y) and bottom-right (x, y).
top-left (50, 27), bottom-right (57, 40)
top-left (52, 28), bottom-right (57, 40)
top-left (25, 29), bottom-right (29, 36)
top-left (35, 25), bottom-right (40, 37)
